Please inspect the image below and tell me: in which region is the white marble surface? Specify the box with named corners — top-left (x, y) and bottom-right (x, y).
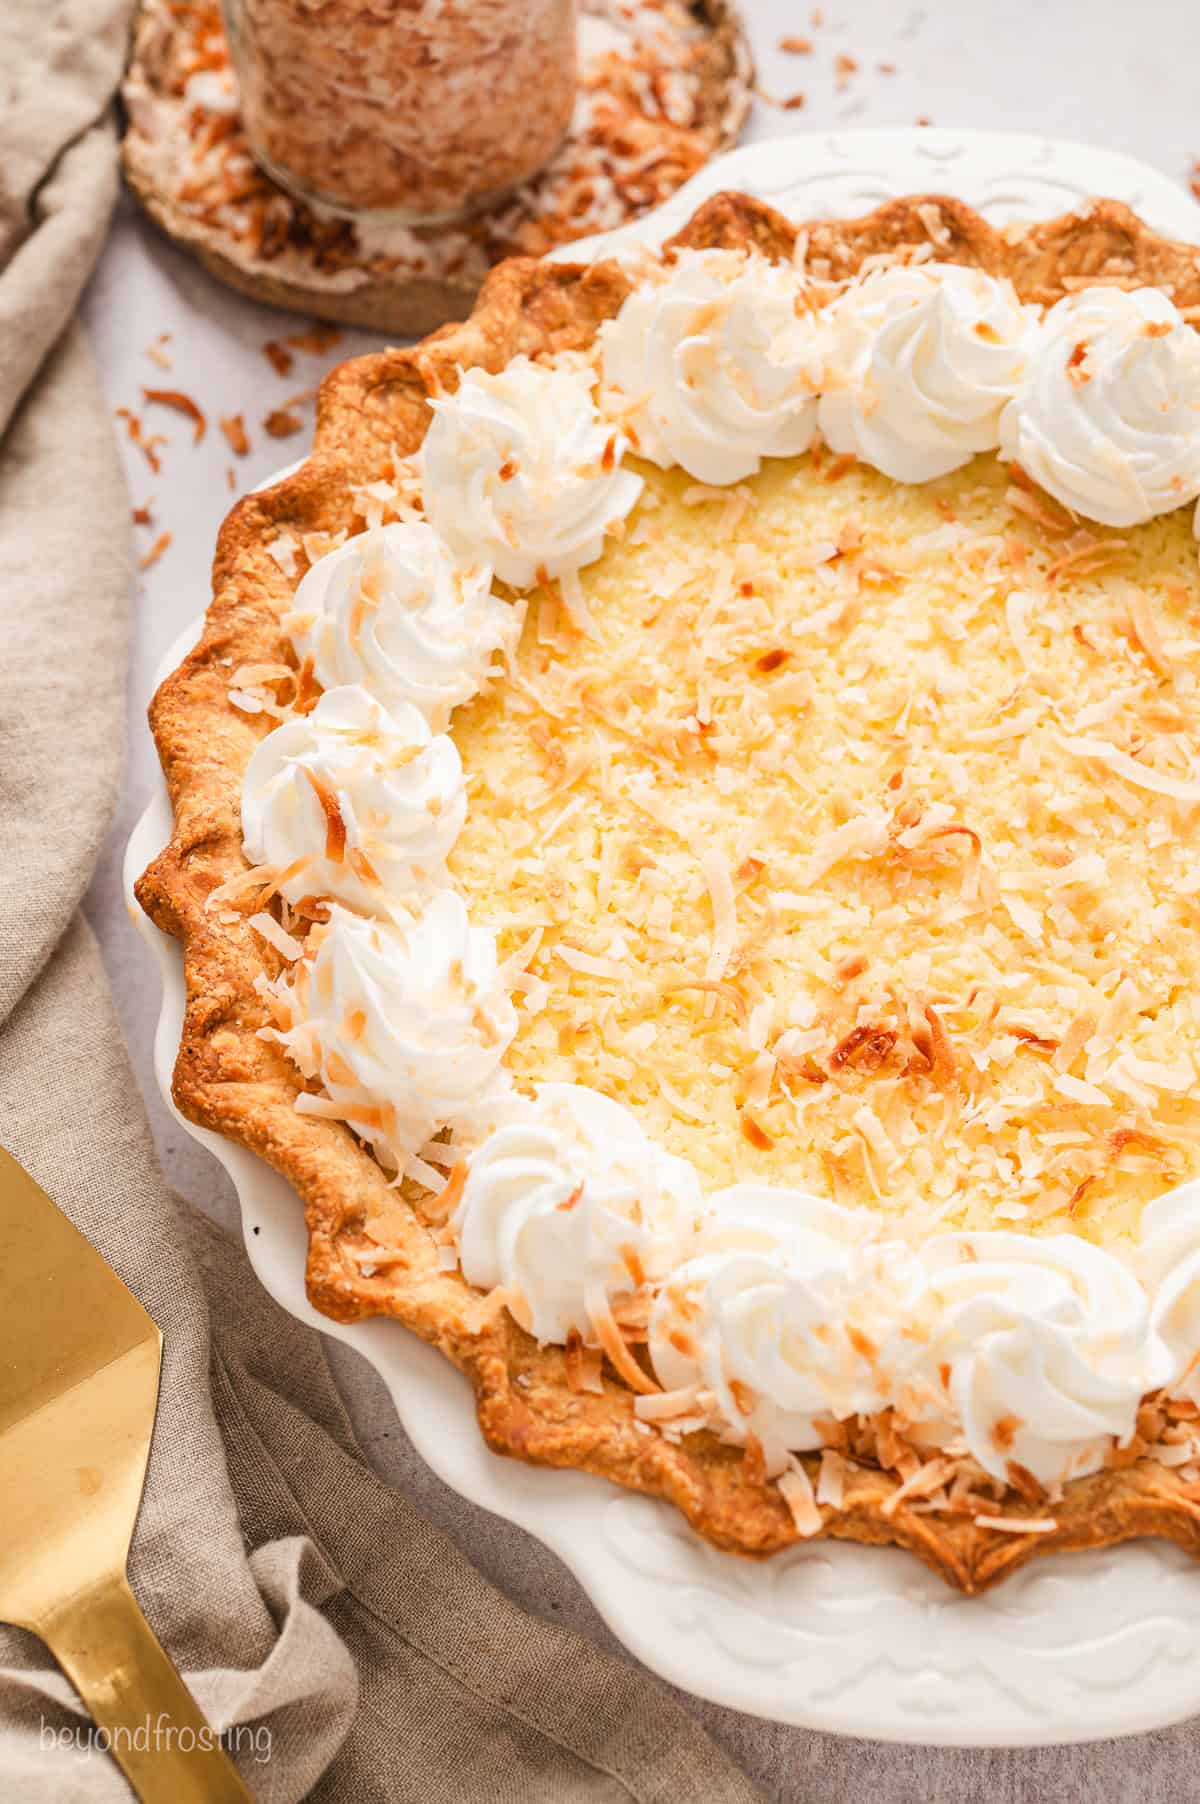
top-left (82, 2), bottom-right (1200, 1796)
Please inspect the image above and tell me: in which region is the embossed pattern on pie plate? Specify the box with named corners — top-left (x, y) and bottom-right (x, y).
top-left (124, 131), bottom-right (1200, 1745)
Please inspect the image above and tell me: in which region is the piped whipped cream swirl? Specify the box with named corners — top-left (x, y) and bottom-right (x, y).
top-left (241, 684), bottom-right (465, 913)
top-left (817, 263), bottom-right (1040, 482)
top-left (918, 1231), bottom-right (1170, 1486)
top-left (1139, 1181), bottom-right (1200, 1405)
top-left (274, 894), bottom-right (516, 1175)
top-left (649, 1187), bottom-right (929, 1474)
top-left (599, 249), bottom-right (823, 484)
top-left (453, 1084), bottom-right (703, 1348)
top-left (288, 523), bottom-right (520, 732)
top-left (999, 286), bottom-right (1200, 526)
top-left (644, 1196), bottom-right (1172, 1488)
top-left (421, 358), bottom-right (643, 589)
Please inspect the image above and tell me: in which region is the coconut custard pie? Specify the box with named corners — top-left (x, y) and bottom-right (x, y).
top-left (139, 192), bottom-right (1200, 1591)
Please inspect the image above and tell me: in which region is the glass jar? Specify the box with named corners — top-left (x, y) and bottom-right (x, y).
top-left (223, 0), bottom-right (578, 226)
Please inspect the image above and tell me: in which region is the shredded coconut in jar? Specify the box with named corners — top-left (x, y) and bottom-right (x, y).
top-left (230, 0), bottom-right (577, 221)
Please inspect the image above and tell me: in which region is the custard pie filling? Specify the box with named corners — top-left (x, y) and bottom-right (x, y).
top-left (225, 237), bottom-right (1200, 1524)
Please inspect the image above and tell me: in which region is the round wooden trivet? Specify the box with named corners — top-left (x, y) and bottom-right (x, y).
top-left (121, 0), bottom-right (753, 338)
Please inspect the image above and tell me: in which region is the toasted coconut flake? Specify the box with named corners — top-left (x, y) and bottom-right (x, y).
top-left (138, 530), bottom-right (172, 571)
top-left (565, 1331), bottom-right (605, 1394)
top-left (304, 767), bottom-right (347, 864)
top-left (964, 707), bottom-right (1042, 744)
top-left (908, 1001), bottom-right (957, 1088)
top-left (656, 1075), bottom-right (706, 1122)
top-left (350, 1244), bottom-right (410, 1272)
top-left (555, 943), bottom-right (630, 981)
top-left (1124, 592), bottom-right (1173, 678)
top-left (741, 1112), bottom-right (773, 1150)
top-left (586, 1285), bottom-right (659, 1395)
top-left (1046, 538), bottom-right (1127, 588)
top-left (431, 1159), bottom-right (468, 1223)
top-left (115, 407), bottom-right (166, 473)
top-left (973, 1514), bottom-right (1059, 1535)
top-left (881, 1455), bottom-right (957, 1517)
top-left (264, 406), bottom-right (304, 439)
top-left (262, 339), bottom-right (294, 376)
top-left (1120, 1053), bottom-right (1195, 1093)
top-left (832, 1023), bottom-right (896, 1074)
top-left (816, 1449), bottom-right (848, 1508)
top-left (248, 911), bottom-right (303, 960)
top-left (1060, 733), bottom-right (1200, 802)
top-left (207, 858), bottom-right (305, 915)
top-left (634, 1384), bottom-right (701, 1422)
top-left (1052, 1071), bottom-right (1111, 1108)
top-left (286, 322), bottom-right (344, 355)
top-left (142, 386), bottom-right (206, 444)
top-left (802, 809), bottom-right (890, 884)
top-left (1002, 895), bottom-right (1044, 943)
top-left (266, 532), bottom-right (300, 577)
top-left (1149, 1439), bottom-right (1199, 1468)
top-left (661, 978), bottom-right (748, 1024)
top-left (220, 413), bottom-right (251, 456)
top-left (700, 847), bottom-right (737, 1001)
top-left (778, 1460), bottom-right (822, 1537)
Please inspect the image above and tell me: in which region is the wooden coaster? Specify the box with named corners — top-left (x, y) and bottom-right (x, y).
top-left (121, 0), bottom-right (753, 338)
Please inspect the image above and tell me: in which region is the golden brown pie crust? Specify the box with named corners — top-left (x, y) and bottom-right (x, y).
top-left (137, 191), bottom-right (1200, 1591)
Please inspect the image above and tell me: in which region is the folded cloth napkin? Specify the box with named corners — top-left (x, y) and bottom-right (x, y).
top-left (0, 1), bottom-right (765, 1797)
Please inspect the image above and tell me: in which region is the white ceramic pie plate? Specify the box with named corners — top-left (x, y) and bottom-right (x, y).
top-left (125, 131), bottom-right (1200, 1745)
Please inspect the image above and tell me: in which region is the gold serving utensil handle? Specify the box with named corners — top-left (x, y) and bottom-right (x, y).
top-left (0, 1144), bottom-right (255, 1800)
top-left (39, 1572), bottom-right (255, 1803)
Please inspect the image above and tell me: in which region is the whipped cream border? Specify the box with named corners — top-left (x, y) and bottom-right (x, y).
top-left (236, 248), bottom-right (1200, 1507)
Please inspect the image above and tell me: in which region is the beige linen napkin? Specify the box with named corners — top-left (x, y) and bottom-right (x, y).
top-left (0, 2), bottom-right (765, 1798)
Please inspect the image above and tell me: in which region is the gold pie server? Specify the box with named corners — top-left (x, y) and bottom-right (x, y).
top-left (0, 1143), bottom-right (254, 1802)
